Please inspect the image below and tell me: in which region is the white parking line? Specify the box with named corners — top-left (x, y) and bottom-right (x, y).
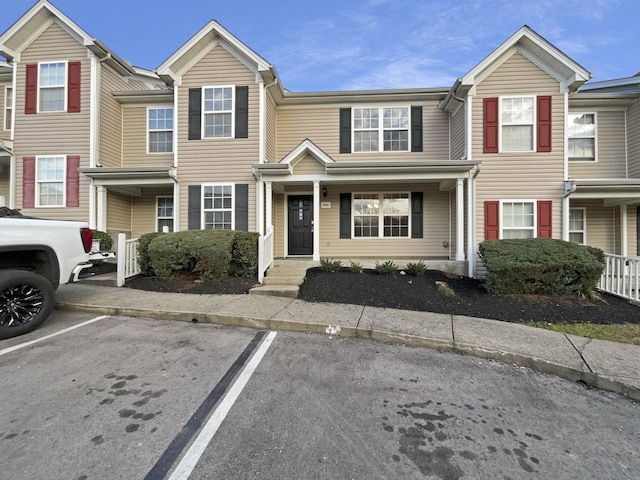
top-left (168, 331), bottom-right (278, 480)
top-left (0, 315), bottom-right (110, 356)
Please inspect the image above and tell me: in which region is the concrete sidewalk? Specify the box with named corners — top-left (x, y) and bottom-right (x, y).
top-left (55, 282), bottom-right (640, 401)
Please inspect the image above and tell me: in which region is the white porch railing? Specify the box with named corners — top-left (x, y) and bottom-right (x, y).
top-left (258, 224), bottom-right (274, 283)
top-left (116, 233), bottom-right (141, 287)
top-left (599, 253), bottom-right (640, 302)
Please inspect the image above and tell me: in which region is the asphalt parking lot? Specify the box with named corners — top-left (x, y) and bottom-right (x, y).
top-left (1, 311), bottom-right (639, 480)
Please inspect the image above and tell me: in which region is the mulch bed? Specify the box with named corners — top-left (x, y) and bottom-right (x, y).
top-left (90, 263), bottom-right (639, 325)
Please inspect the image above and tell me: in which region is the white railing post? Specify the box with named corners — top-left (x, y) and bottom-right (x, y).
top-left (599, 253), bottom-right (640, 302)
top-left (117, 233), bottom-right (126, 287)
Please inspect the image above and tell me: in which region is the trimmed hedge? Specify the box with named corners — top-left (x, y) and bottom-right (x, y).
top-left (91, 229), bottom-right (113, 251)
top-left (479, 238), bottom-right (604, 296)
top-left (140, 230), bottom-right (259, 280)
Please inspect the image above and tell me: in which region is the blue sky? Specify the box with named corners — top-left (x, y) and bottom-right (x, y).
top-left (2, 0), bottom-right (639, 91)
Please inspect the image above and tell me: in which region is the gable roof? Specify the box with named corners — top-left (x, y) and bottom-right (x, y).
top-left (441, 25), bottom-right (592, 110)
top-left (0, 0), bottom-right (134, 76)
top-left (156, 19), bottom-right (277, 86)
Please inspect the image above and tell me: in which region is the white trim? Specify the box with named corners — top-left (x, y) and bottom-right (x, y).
top-left (37, 60), bottom-right (68, 113)
top-left (279, 138), bottom-right (336, 166)
top-left (173, 85), bottom-right (179, 168)
top-left (9, 155), bottom-right (16, 209)
top-left (35, 155), bottom-right (66, 208)
top-left (567, 111), bottom-right (597, 163)
top-left (156, 195), bottom-right (174, 232)
top-left (351, 105), bottom-right (411, 153)
top-left (499, 95), bottom-right (536, 153)
top-left (202, 85), bottom-right (235, 139)
top-left (621, 205), bottom-right (628, 256)
top-left (173, 182), bottom-right (180, 232)
top-left (499, 199), bottom-right (537, 239)
top-left (89, 53), bottom-right (99, 168)
top-left (350, 191), bottom-right (412, 239)
top-left (201, 183), bottom-right (235, 230)
top-left (3, 85), bottom-right (12, 131)
top-left (147, 105), bottom-right (174, 154)
top-left (313, 181), bottom-right (320, 261)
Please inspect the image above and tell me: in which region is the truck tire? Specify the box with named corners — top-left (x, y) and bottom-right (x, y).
top-left (0, 270), bottom-right (56, 339)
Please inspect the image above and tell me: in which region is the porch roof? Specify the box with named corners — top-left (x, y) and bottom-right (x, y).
top-left (567, 179), bottom-right (640, 205)
top-left (79, 166), bottom-right (176, 195)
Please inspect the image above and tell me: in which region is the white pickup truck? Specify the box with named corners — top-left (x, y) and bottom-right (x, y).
top-left (0, 207), bottom-right (96, 339)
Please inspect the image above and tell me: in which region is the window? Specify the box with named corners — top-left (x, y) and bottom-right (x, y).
top-left (148, 108), bottom-right (173, 153)
top-left (36, 156), bottom-right (65, 207)
top-left (353, 107), bottom-right (409, 152)
top-left (203, 86), bottom-right (233, 138)
top-left (569, 208), bottom-right (586, 244)
top-left (4, 87), bottom-right (12, 130)
top-left (157, 196), bottom-right (174, 232)
top-left (568, 113), bottom-right (596, 161)
top-left (501, 96), bottom-right (535, 152)
top-left (353, 192), bottom-right (409, 238)
top-left (502, 201), bottom-right (535, 238)
top-left (39, 62), bottom-right (66, 112)
top-left (203, 185), bottom-right (233, 229)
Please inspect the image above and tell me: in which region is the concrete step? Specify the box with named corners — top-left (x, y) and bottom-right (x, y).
top-left (266, 267), bottom-right (309, 277)
top-left (262, 276), bottom-right (305, 286)
top-left (249, 285), bottom-right (299, 298)
top-left (273, 259), bottom-right (316, 269)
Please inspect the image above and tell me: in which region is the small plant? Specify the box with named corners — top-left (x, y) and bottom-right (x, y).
top-left (349, 260), bottom-right (363, 274)
top-left (320, 258), bottom-right (342, 273)
top-left (406, 260), bottom-right (427, 277)
top-left (375, 260), bottom-right (398, 276)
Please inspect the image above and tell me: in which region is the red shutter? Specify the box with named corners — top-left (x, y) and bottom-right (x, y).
top-left (67, 61), bottom-right (81, 113)
top-left (484, 201), bottom-right (500, 240)
top-left (22, 157), bottom-right (36, 208)
top-left (537, 200), bottom-right (552, 238)
top-left (66, 156), bottom-right (80, 207)
top-left (536, 96), bottom-right (552, 152)
top-left (25, 64), bottom-right (38, 114)
top-left (483, 98), bottom-right (499, 153)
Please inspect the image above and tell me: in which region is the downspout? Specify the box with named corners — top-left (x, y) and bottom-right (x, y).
top-left (257, 76), bottom-right (278, 236)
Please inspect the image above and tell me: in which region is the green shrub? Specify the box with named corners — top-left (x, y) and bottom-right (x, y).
top-left (320, 258), bottom-right (342, 272)
top-left (91, 229), bottom-right (113, 251)
top-left (148, 230), bottom-right (235, 280)
top-left (375, 260), bottom-right (398, 276)
top-left (406, 260), bottom-right (427, 277)
top-left (349, 260), bottom-right (364, 274)
top-left (137, 232), bottom-right (163, 276)
top-left (230, 231), bottom-right (260, 278)
top-left (479, 238), bottom-right (604, 296)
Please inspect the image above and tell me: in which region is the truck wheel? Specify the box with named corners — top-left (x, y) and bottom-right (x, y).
top-left (0, 271), bottom-right (55, 339)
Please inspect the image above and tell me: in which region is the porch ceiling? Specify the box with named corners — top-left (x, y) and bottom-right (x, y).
top-left (568, 179), bottom-right (640, 204)
top-left (79, 166), bottom-right (176, 187)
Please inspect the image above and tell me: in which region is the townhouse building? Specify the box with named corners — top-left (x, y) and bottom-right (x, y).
top-left (1, 0), bottom-right (638, 280)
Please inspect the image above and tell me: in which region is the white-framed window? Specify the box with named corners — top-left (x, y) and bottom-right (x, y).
top-left (568, 113), bottom-right (596, 162)
top-left (353, 106), bottom-right (409, 152)
top-left (4, 86), bottom-right (12, 130)
top-left (203, 86), bottom-right (234, 138)
top-left (501, 201), bottom-right (535, 238)
top-left (38, 61), bottom-right (66, 112)
top-left (501, 96), bottom-right (535, 152)
top-left (203, 184), bottom-right (234, 229)
top-left (353, 192), bottom-right (410, 238)
top-left (148, 107), bottom-right (173, 153)
top-left (569, 208), bottom-right (586, 244)
top-left (156, 196), bottom-right (174, 232)
top-left (36, 156), bottom-right (65, 207)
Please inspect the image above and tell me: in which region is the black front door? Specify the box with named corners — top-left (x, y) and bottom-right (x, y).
top-left (288, 195), bottom-right (313, 255)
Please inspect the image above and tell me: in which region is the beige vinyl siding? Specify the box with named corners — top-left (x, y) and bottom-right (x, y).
top-left (449, 102), bottom-right (465, 161)
top-left (176, 44), bottom-right (259, 231)
top-left (122, 106), bottom-right (173, 167)
top-left (628, 101), bottom-right (640, 178)
top-left (1, 83), bottom-right (9, 134)
top-left (106, 191), bottom-right (132, 231)
top-left (265, 92), bottom-right (278, 163)
top-left (99, 65), bottom-right (125, 167)
top-left (276, 102), bottom-right (449, 162)
top-left (13, 22), bottom-right (91, 220)
top-left (131, 188), bottom-right (174, 237)
top-left (473, 52), bottom-right (564, 244)
top-left (571, 199), bottom-right (616, 253)
top-left (626, 205), bottom-right (638, 257)
top-left (569, 110), bottom-right (626, 179)
top-left (291, 154), bottom-right (325, 175)
top-left (272, 183), bottom-right (451, 258)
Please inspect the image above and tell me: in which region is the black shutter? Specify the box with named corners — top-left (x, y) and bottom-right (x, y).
top-left (411, 106), bottom-right (423, 152)
top-left (235, 184), bottom-right (249, 231)
top-left (339, 193), bottom-right (351, 238)
top-left (188, 88), bottom-right (202, 140)
top-left (235, 86), bottom-right (249, 139)
top-left (339, 108), bottom-right (351, 153)
top-left (411, 192), bottom-right (423, 238)
top-left (188, 185), bottom-right (201, 230)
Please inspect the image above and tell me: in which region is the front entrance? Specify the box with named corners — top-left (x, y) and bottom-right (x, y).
top-left (288, 195), bottom-right (313, 255)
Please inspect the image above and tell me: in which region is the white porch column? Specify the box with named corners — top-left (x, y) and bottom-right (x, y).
top-left (561, 196), bottom-right (570, 242)
top-left (256, 180), bottom-right (264, 235)
top-left (456, 178), bottom-right (465, 261)
top-left (96, 185), bottom-right (107, 232)
top-left (313, 181), bottom-right (320, 261)
top-left (9, 156), bottom-right (16, 209)
top-left (265, 181), bottom-right (272, 230)
top-left (173, 182), bottom-right (180, 232)
top-left (621, 205), bottom-right (628, 256)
